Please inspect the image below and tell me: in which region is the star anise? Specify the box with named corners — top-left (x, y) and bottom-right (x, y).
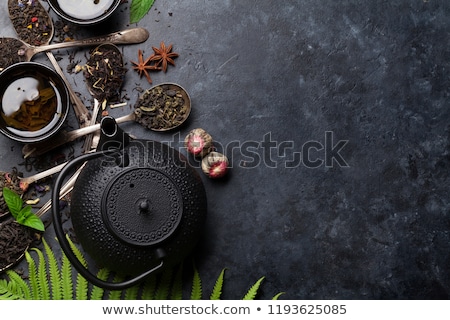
top-left (131, 49), bottom-right (161, 84)
top-left (150, 42), bottom-right (179, 73)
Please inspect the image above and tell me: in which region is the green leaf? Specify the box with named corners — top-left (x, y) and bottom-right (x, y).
top-left (0, 279), bottom-right (23, 300)
top-left (61, 253), bottom-right (73, 300)
top-left (210, 268), bottom-right (227, 300)
top-left (243, 276), bottom-right (265, 300)
top-left (190, 264), bottom-right (202, 300)
top-left (124, 285), bottom-right (139, 300)
top-left (21, 211), bottom-right (45, 232)
top-left (67, 234), bottom-right (88, 268)
top-left (43, 239), bottom-right (62, 300)
top-left (154, 268), bottom-right (173, 300)
top-left (140, 275), bottom-right (157, 300)
top-left (5, 270), bottom-right (31, 299)
top-left (108, 274), bottom-right (124, 300)
top-left (31, 248), bottom-right (50, 300)
top-left (90, 268), bottom-right (110, 300)
top-left (170, 264), bottom-right (183, 300)
top-left (2, 187), bottom-right (23, 219)
top-left (75, 274), bottom-right (88, 300)
top-left (25, 251), bottom-right (39, 299)
top-left (3, 187), bottom-right (44, 231)
top-left (130, 0), bottom-right (155, 24)
top-left (272, 292), bottom-right (285, 300)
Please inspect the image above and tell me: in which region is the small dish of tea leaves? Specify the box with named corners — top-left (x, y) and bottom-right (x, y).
top-left (134, 83), bottom-right (191, 131)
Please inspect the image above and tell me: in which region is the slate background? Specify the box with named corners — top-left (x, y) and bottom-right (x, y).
top-left (0, 0), bottom-right (449, 299)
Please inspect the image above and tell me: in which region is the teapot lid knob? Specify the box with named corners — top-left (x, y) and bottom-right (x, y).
top-left (101, 167), bottom-right (183, 247)
top-left (139, 199), bottom-right (150, 213)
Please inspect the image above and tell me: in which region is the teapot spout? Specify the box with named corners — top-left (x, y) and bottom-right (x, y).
top-left (97, 116), bottom-right (131, 151)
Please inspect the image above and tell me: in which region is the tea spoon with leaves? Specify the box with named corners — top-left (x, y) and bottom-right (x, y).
top-left (0, 27), bottom-right (149, 71)
top-left (82, 43), bottom-right (126, 152)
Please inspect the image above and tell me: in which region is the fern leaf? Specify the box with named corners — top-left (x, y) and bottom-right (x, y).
top-left (61, 253), bottom-right (73, 300)
top-left (108, 274), bottom-right (124, 300)
top-left (75, 274), bottom-right (88, 300)
top-left (5, 270), bottom-right (31, 299)
top-left (210, 268), bottom-right (227, 300)
top-left (272, 292), bottom-right (285, 300)
top-left (43, 239), bottom-right (62, 300)
top-left (67, 234), bottom-right (88, 268)
top-left (90, 268), bottom-right (110, 300)
top-left (31, 248), bottom-right (50, 300)
top-left (170, 264), bottom-right (183, 300)
top-left (0, 279), bottom-right (23, 300)
top-left (25, 251), bottom-right (40, 299)
top-left (154, 268), bottom-right (173, 300)
top-left (242, 276), bottom-right (265, 300)
top-left (140, 275), bottom-right (157, 300)
top-left (65, 235), bottom-right (89, 300)
top-left (124, 284), bottom-right (139, 300)
top-left (190, 264), bottom-right (202, 300)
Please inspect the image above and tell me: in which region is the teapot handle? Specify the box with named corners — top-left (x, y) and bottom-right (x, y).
top-left (52, 151), bottom-right (165, 290)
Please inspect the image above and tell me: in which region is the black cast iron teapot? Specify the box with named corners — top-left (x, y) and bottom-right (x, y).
top-left (52, 117), bottom-right (207, 290)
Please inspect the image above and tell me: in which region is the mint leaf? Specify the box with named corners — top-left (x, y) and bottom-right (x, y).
top-left (3, 187), bottom-right (44, 232)
top-left (2, 187), bottom-right (23, 219)
top-left (130, 0), bottom-right (155, 24)
top-left (22, 213), bottom-right (45, 232)
top-left (18, 206), bottom-right (45, 232)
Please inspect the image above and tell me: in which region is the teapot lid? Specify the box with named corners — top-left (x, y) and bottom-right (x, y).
top-left (101, 167), bottom-right (183, 247)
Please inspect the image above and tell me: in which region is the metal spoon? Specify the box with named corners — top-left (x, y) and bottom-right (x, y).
top-left (0, 27), bottom-right (149, 70)
top-left (7, 0), bottom-right (91, 127)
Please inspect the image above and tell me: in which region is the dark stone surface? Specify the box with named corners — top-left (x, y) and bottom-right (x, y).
top-left (0, 0), bottom-right (449, 299)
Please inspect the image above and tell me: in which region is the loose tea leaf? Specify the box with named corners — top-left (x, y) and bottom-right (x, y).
top-left (84, 45), bottom-right (126, 104)
top-left (0, 38), bottom-right (27, 71)
top-left (0, 219), bottom-right (34, 271)
top-left (8, 0), bottom-right (53, 46)
top-left (134, 84), bottom-right (190, 131)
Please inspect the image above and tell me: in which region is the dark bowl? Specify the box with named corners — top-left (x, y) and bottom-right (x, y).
top-left (47, 0), bottom-right (121, 25)
top-left (0, 62), bottom-right (70, 143)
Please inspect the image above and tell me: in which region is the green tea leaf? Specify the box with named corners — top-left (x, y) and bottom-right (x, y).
top-left (2, 187), bottom-right (23, 219)
top-left (130, 0), bottom-right (155, 24)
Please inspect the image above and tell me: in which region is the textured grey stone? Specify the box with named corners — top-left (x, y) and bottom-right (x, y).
top-left (0, 0), bottom-right (448, 299)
